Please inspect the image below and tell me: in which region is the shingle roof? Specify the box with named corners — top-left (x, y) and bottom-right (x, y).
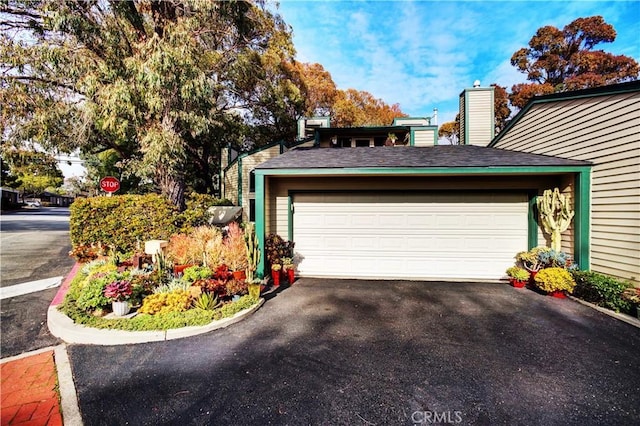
top-left (255, 145), bottom-right (591, 170)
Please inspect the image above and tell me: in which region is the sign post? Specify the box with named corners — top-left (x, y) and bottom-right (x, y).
top-left (99, 176), bottom-right (120, 196)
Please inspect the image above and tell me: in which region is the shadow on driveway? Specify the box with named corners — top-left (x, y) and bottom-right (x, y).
top-left (68, 279), bottom-right (640, 425)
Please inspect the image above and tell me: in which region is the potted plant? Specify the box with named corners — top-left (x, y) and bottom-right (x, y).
top-left (271, 263), bottom-right (282, 286)
top-left (506, 266), bottom-right (530, 288)
top-left (282, 257), bottom-right (295, 284)
top-left (103, 279), bottom-right (133, 316)
top-left (244, 223), bottom-right (262, 298)
top-left (222, 222), bottom-right (248, 280)
top-left (533, 267), bottom-right (576, 298)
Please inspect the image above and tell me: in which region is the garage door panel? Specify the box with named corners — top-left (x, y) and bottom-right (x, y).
top-left (293, 193), bottom-right (528, 280)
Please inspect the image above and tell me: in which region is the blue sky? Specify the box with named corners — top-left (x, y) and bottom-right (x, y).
top-left (274, 0), bottom-right (640, 124)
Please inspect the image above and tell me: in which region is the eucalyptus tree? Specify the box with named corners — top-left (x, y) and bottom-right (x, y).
top-left (1, 0), bottom-right (304, 209)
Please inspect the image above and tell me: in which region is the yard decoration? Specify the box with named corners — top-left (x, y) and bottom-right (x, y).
top-left (537, 188), bottom-right (575, 252)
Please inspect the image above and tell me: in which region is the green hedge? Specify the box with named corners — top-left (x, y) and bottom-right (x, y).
top-left (69, 193), bottom-right (233, 259)
top-left (572, 270), bottom-right (634, 314)
top-left (70, 194), bottom-right (180, 255)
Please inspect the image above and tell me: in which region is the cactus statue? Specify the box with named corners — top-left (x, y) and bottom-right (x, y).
top-left (244, 222), bottom-right (261, 282)
top-left (536, 188), bottom-right (575, 252)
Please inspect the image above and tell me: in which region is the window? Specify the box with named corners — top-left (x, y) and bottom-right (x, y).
top-left (249, 170), bottom-right (255, 193)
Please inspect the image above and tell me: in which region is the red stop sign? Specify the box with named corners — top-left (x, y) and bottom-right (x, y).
top-left (100, 176), bottom-right (120, 193)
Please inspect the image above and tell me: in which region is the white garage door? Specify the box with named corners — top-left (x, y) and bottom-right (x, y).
top-left (292, 192), bottom-right (528, 280)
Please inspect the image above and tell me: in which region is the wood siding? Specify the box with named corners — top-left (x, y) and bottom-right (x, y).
top-left (413, 128), bottom-right (437, 146)
top-left (239, 146), bottom-right (281, 221)
top-left (462, 88), bottom-right (494, 146)
top-left (493, 91), bottom-right (640, 284)
top-left (223, 162), bottom-right (239, 205)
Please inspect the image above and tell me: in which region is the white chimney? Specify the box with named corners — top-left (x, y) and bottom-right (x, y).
top-left (473, 80), bottom-right (481, 88)
top-left (432, 108), bottom-right (438, 126)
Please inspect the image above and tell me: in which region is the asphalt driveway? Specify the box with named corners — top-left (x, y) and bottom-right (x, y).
top-left (68, 279), bottom-right (640, 425)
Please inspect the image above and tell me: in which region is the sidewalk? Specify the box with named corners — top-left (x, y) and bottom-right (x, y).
top-left (1, 266), bottom-right (83, 426)
top-left (1, 348), bottom-right (63, 425)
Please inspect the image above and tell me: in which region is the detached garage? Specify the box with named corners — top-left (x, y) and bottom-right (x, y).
top-left (254, 145), bottom-right (591, 281)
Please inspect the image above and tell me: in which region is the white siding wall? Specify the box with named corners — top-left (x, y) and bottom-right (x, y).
top-left (413, 128), bottom-right (437, 146)
top-left (493, 91), bottom-right (640, 284)
top-left (464, 89), bottom-right (494, 146)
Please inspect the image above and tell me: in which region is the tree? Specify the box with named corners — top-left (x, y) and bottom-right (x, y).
top-left (509, 16), bottom-right (638, 109)
top-left (293, 62), bottom-right (338, 117)
top-left (1, 149), bottom-right (64, 196)
top-left (331, 88), bottom-right (406, 127)
top-left (1, 0), bottom-right (303, 209)
top-left (438, 115), bottom-right (460, 145)
top-left (492, 84), bottom-right (511, 134)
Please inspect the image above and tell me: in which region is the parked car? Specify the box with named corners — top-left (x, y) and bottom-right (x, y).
top-left (24, 199), bottom-right (41, 208)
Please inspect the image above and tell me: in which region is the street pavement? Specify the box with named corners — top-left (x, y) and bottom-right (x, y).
top-left (66, 279), bottom-right (640, 426)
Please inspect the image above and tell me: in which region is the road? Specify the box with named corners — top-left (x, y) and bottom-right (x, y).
top-left (0, 207), bottom-right (74, 357)
top-left (0, 207), bottom-right (74, 287)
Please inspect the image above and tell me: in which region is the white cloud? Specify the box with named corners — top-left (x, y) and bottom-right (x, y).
top-left (277, 0), bottom-right (638, 122)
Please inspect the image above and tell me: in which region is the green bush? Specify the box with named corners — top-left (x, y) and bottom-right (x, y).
top-left (75, 276), bottom-right (111, 311)
top-left (69, 193), bottom-right (233, 259)
top-left (533, 267), bottom-right (576, 293)
top-left (572, 270), bottom-right (634, 313)
top-left (70, 194), bottom-right (180, 256)
top-left (179, 193), bottom-right (233, 232)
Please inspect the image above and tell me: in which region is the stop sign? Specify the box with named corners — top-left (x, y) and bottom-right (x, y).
top-left (100, 176), bottom-right (120, 193)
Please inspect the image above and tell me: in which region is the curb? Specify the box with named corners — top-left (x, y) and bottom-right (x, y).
top-left (48, 299), bottom-right (265, 345)
top-left (569, 295), bottom-right (640, 329)
top-left (54, 345), bottom-right (83, 426)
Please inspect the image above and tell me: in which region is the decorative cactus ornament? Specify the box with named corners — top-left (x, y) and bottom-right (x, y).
top-left (537, 188), bottom-right (575, 252)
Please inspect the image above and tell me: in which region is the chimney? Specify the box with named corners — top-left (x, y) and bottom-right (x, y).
top-left (459, 81), bottom-right (495, 146)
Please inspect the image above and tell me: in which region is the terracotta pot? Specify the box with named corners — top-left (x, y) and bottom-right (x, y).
top-left (232, 270), bottom-right (246, 281)
top-left (173, 264), bottom-right (195, 275)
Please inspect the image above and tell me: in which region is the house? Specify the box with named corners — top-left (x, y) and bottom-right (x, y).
top-left (224, 81), bottom-right (638, 284)
top-left (490, 81), bottom-right (640, 285)
top-left (221, 114), bottom-right (438, 222)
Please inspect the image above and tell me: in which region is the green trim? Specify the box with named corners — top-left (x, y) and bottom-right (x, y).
top-left (409, 129), bottom-right (415, 146)
top-left (255, 165), bottom-right (591, 177)
top-left (255, 174), bottom-right (266, 277)
top-left (528, 192), bottom-right (538, 249)
top-left (287, 194), bottom-right (293, 241)
top-left (237, 157), bottom-right (243, 209)
top-left (574, 170), bottom-right (591, 270)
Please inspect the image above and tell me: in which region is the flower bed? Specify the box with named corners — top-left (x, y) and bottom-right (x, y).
top-left (59, 223), bottom-right (265, 332)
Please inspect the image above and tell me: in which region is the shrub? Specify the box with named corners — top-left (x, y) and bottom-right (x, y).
top-left (265, 233), bottom-right (294, 268)
top-left (179, 193), bottom-right (233, 232)
top-left (221, 222), bottom-right (248, 271)
top-left (533, 267), bottom-right (576, 293)
top-left (138, 290), bottom-right (192, 315)
top-left (69, 194), bottom-right (179, 258)
top-left (506, 266), bottom-right (530, 281)
top-left (182, 266), bottom-right (213, 283)
top-left (76, 276), bottom-right (112, 311)
top-left (572, 270), bottom-right (634, 313)
top-left (166, 234), bottom-right (201, 265)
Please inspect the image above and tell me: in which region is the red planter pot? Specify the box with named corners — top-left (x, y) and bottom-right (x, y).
top-left (512, 280), bottom-right (526, 288)
top-left (271, 270), bottom-right (281, 286)
top-left (286, 269), bottom-right (295, 284)
top-left (549, 290), bottom-right (566, 299)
